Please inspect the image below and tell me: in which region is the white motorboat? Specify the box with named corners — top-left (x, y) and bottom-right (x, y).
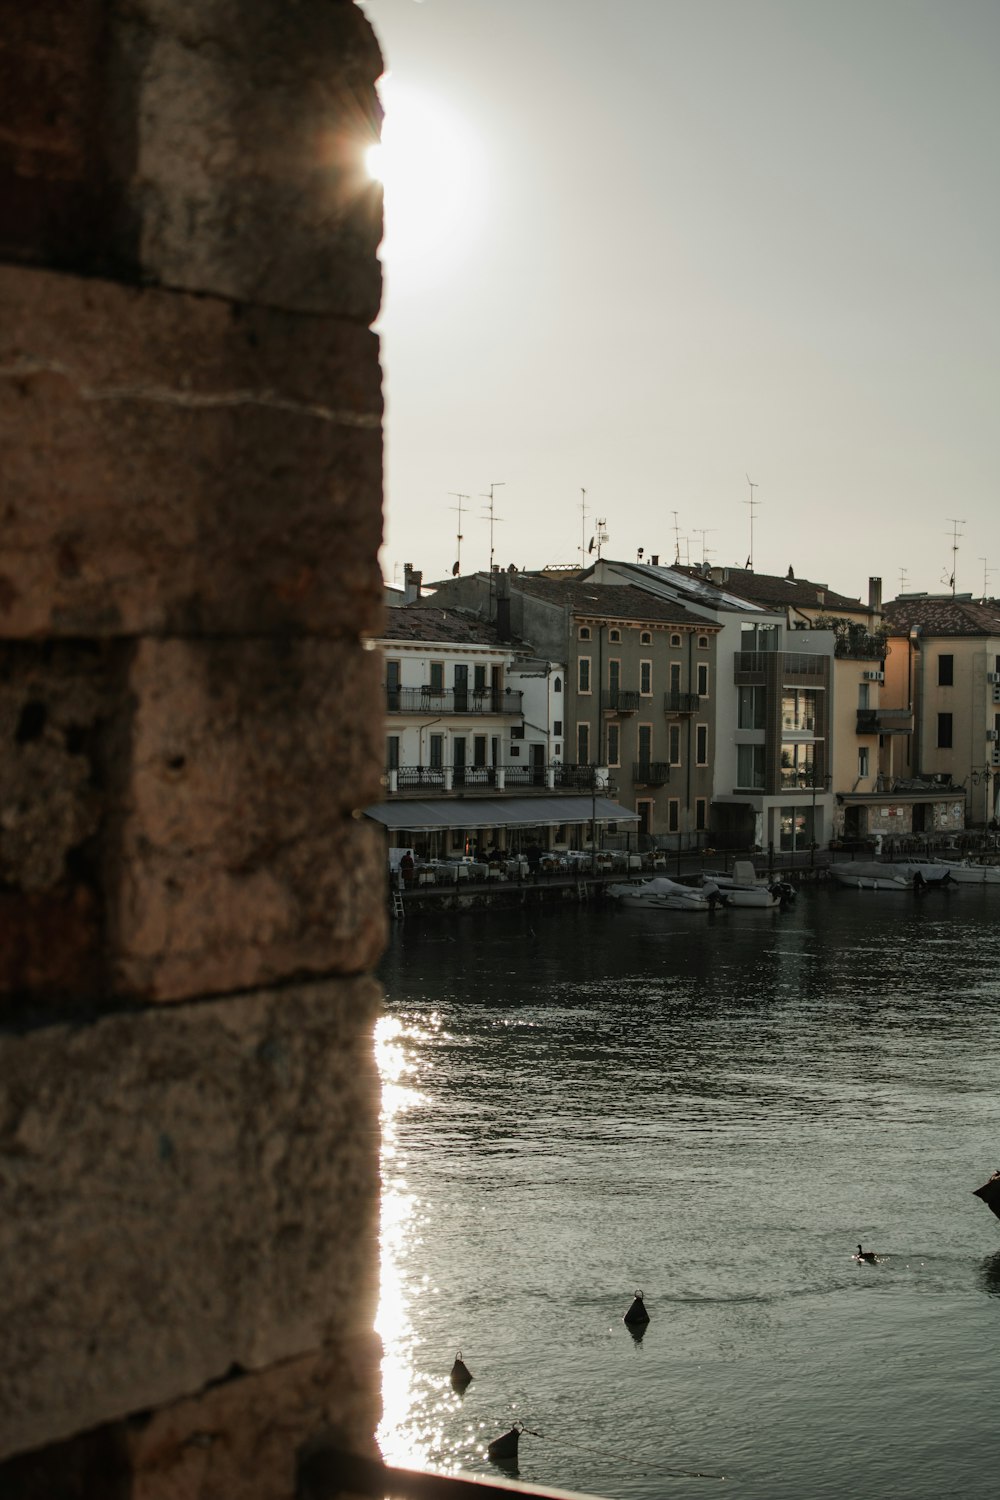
top-left (700, 860), bottom-right (796, 908)
top-left (935, 858), bottom-right (1000, 885)
top-left (828, 862), bottom-right (913, 891)
top-left (881, 860), bottom-right (953, 886)
top-left (608, 876), bottom-right (715, 912)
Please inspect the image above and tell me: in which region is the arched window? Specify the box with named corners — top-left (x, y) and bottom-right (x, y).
top-left (554, 676), bottom-right (562, 692)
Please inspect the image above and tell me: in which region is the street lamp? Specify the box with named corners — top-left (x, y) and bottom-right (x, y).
top-left (810, 771), bottom-right (833, 866)
top-left (970, 764), bottom-right (997, 829)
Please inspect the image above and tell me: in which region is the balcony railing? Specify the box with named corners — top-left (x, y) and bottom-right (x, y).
top-left (663, 691), bottom-right (699, 714)
top-left (601, 689), bottom-right (640, 714)
top-left (856, 707), bottom-right (913, 735)
top-left (386, 686), bottom-right (523, 715)
top-left (385, 763), bottom-right (616, 796)
top-left (633, 761), bottom-right (670, 785)
top-left (735, 650), bottom-right (827, 676)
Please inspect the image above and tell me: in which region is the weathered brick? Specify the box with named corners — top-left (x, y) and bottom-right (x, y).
top-left (0, 266), bottom-right (385, 641)
top-left (112, 637), bottom-right (387, 1001)
top-left (0, 978), bottom-right (383, 1461)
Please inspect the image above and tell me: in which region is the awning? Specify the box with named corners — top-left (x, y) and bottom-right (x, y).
top-left (363, 795), bottom-right (640, 832)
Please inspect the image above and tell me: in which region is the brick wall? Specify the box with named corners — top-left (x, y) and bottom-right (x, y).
top-left (0, 2), bottom-right (387, 1493)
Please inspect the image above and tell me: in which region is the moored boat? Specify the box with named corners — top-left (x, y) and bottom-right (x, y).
top-left (608, 875), bottom-right (715, 912)
top-left (700, 860), bottom-right (796, 908)
top-left (828, 861), bottom-right (913, 891)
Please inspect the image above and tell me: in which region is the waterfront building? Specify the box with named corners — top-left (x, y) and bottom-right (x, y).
top-left (881, 593), bottom-right (1000, 829)
top-left (367, 598), bottom-right (638, 858)
top-left (426, 568), bottom-right (720, 844)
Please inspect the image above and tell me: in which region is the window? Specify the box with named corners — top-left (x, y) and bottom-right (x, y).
top-left (670, 633), bottom-right (681, 647)
top-left (738, 685), bottom-right (766, 729)
top-left (473, 735), bottom-right (488, 767)
top-left (937, 712), bottom-right (953, 748)
top-left (780, 741), bottom-right (816, 787)
top-left (781, 688), bottom-right (818, 732)
top-left (554, 676), bottom-right (562, 693)
top-left (858, 682), bottom-right (870, 709)
top-left (429, 734), bottom-right (444, 768)
top-left (737, 743), bottom-right (766, 788)
top-left (669, 662), bottom-right (682, 695)
top-left (577, 722), bottom-right (590, 763)
top-left (640, 660), bottom-right (652, 695)
top-left (938, 654), bottom-right (954, 686)
top-left (386, 660), bottom-right (401, 711)
top-left (668, 724), bottom-right (681, 764)
top-left (474, 664), bottom-right (487, 692)
top-left (609, 628), bottom-right (621, 643)
top-left (640, 631), bottom-right (652, 645)
top-left (696, 723), bottom-right (708, 765)
top-left (696, 663), bottom-right (709, 696)
top-left (386, 735), bottom-right (400, 771)
top-left (698, 635), bottom-right (709, 648)
top-left (741, 622), bottom-right (779, 652)
top-left (554, 744), bottom-right (561, 757)
top-left (553, 720), bottom-right (563, 736)
top-left (667, 799), bottom-right (680, 833)
top-left (578, 656), bottom-right (591, 693)
top-left (858, 746), bottom-right (870, 778)
top-left (578, 626), bottom-right (591, 640)
top-left (608, 659), bottom-right (621, 693)
top-left (606, 723), bottom-right (620, 766)
top-left (428, 661), bottom-right (444, 692)
top-left (695, 798), bottom-right (707, 831)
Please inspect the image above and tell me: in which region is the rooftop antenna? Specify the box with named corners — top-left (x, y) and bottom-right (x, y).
top-left (594, 518), bottom-right (609, 559)
top-left (745, 475), bottom-right (759, 569)
top-left (694, 528), bottom-right (716, 566)
top-left (448, 492), bottom-right (469, 576)
top-left (898, 566), bottom-right (908, 594)
top-left (672, 510), bottom-right (682, 566)
top-left (481, 481), bottom-right (505, 609)
top-left (980, 557), bottom-right (993, 599)
top-left (943, 518), bottom-right (964, 595)
top-left (579, 487), bottom-right (588, 566)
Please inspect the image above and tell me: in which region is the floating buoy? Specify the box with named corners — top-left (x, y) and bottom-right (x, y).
top-left (450, 1351), bottom-right (473, 1391)
top-left (623, 1289), bottom-right (650, 1325)
top-left (487, 1422), bottom-right (522, 1462)
top-left (973, 1171), bottom-right (1000, 1222)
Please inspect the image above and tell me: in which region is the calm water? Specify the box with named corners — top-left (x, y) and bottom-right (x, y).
top-left (376, 886), bottom-right (1000, 1499)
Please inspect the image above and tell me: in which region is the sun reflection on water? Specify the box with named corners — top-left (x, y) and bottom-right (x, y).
top-left (374, 1012), bottom-right (450, 1469)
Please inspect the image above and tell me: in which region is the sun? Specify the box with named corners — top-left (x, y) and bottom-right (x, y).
top-left (366, 74), bottom-right (486, 279)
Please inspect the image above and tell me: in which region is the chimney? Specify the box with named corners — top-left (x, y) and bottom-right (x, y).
top-left (651, 554), bottom-right (659, 566)
top-left (868, 576), bottom-right (883, 613)
top-left (403, 563), bottom-right (422, 604)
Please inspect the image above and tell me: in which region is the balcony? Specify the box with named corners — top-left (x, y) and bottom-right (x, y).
top-left (633, 761), bottom-right (670, 786)
top-left (735, 650), bottom-right (826, 677)
top-left (385, 763), bottom-right (617, 796)
top-left (663, 691), bottom-right (699, 714)
top-left (386, 686), bottom-right (523, 715)
top-left (856, 707), bottom-right (913, 735)
top-left (601, 689), bottom-right (640, 714)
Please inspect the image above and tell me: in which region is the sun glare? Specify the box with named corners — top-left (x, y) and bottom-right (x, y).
top-left (367, 75), bottom-right (486, 277)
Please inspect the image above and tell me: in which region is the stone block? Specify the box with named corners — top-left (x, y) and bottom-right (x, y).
top-left (0, 2), bottom-right (383, 318)
top-left (112, 637), bottom-right (387, 1002)
top-left (0, 977), bottom-right (383, 1460)
top-left (0, 265), bottom-right (385, 641)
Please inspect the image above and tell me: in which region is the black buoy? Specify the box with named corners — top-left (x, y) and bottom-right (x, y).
top-left (487, 1422), bottom-right (522, 1462)
top-left (623, 1289), bottom-right (650, 1325)
top-left (450, 1351), bottom-right (473, 1391)
top-left (855, 1243), bottom-right (877, 1263)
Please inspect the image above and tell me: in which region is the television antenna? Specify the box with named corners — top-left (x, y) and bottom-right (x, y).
top-left (745, 475), bottom-right (759, 568)
top-left (942, 518), bottom-right (964, 595)
top-left (448, 493), bottom-right (469, 576)
top-left (481, 482), bottom-right (505, 607)
top-left (579, 487), bottom-right (588, 565)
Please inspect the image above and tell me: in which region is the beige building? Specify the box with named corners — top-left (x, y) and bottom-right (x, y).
top-left (882, 595), bottom-right (1000, 829)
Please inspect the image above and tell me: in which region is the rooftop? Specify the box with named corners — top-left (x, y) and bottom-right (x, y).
top-left (883, 595), bottom-right (1000, 637)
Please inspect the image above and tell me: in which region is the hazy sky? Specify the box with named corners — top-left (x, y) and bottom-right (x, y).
top-left (359, 0), bottom-right (999, 603)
